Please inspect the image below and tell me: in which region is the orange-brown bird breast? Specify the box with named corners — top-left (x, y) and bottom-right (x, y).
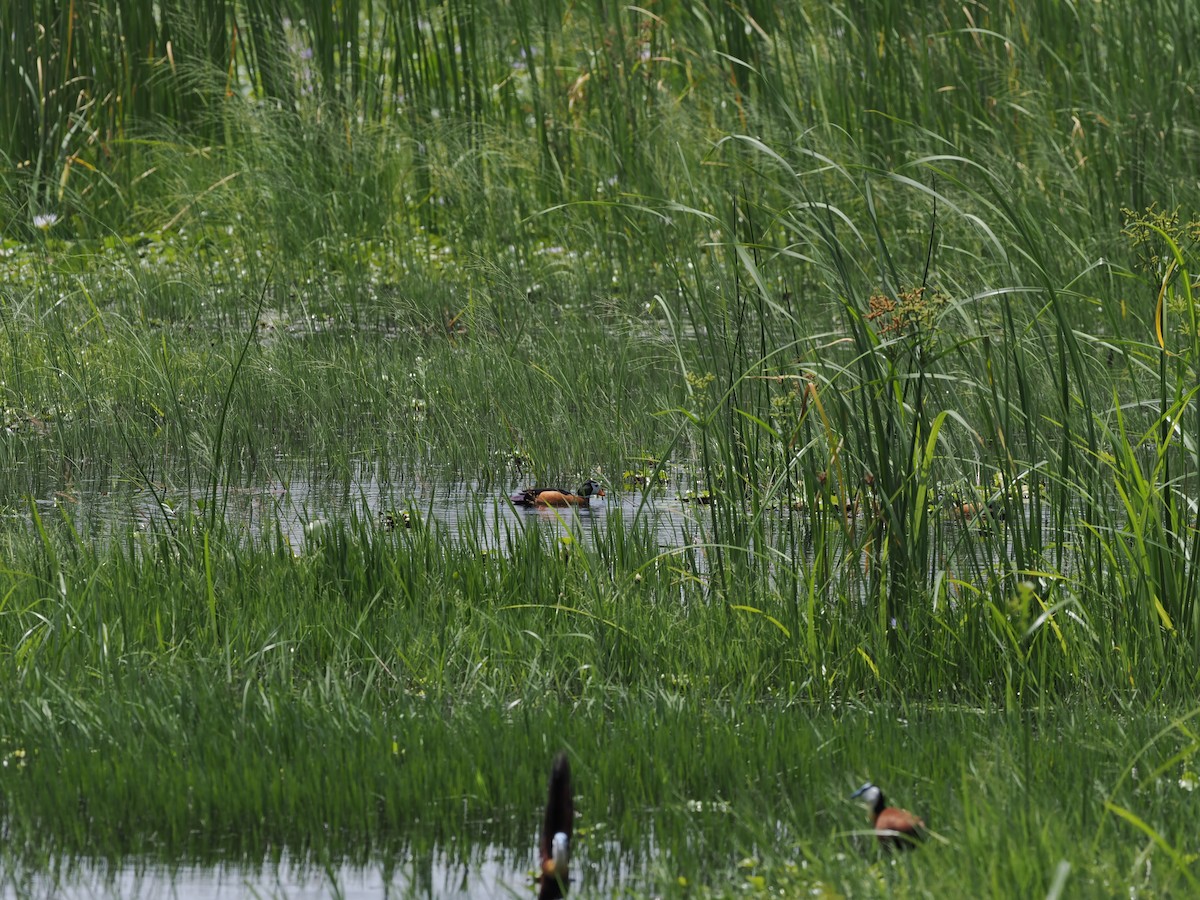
top-left (534, 491), bottom-right (575, 507)
top-left (538, 861), bottom-right (567, 900)
top-left (874, 806), bottom-right (925, 848)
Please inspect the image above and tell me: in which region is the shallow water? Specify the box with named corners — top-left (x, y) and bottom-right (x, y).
top-left (3, 850), bottom-right (518, 899)
top-left (1, 834), bottom-right (641, 900)
top-left (20, 463), bottom-right (721, 557)
top-left (10, 460), bottom-right (1039, 593)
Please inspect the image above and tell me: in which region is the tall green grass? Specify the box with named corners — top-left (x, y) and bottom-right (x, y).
top-left (2, 513), bottom-right (1200, 893)
top-left (3, 0), bottom-right (1197, 708)
top-left (5, 1), bottom-right (1195, 248)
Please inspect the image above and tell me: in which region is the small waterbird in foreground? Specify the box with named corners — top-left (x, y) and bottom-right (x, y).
top-left (512, 480), bottom-right (606, 508)
top-left (538, 751), bottom-right (573, 899)
top-left (851, 782), bottom-right (925, 850)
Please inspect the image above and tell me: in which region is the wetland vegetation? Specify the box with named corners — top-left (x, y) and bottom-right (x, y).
top-left (2, 0), bottom-right (1200, 895)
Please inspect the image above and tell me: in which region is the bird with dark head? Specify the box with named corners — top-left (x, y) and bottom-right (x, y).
top-left (851, 782), bottom-right (925, 851)
top-left (538, 752), bottom-right (573, 899)
top-left (512, 480), bottom-right (606, 509)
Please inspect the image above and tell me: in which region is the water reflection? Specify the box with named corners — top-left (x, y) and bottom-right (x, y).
top-left (2, 847), bottom-right (530, 899)
top-left (15, 463), bottom-right (1039, 593)
top-left (25, 465), bottom-right (718, 558)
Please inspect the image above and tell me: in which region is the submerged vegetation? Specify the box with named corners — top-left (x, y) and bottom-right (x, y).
top-left (2, 0), bottom-right (1200, 895)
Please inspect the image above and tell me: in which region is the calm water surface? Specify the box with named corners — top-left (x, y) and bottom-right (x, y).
top-left (3, 849), bottom-right (541, 899)
top-left (25, 464), bottom-right (722, 555)
top-left (14, 461), bottom-right (1035, 585)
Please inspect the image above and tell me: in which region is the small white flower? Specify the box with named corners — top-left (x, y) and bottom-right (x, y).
top-left (33, 212), bottom-right (58, 230)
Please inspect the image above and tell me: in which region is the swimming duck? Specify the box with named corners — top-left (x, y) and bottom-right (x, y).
top-left (538, 752), bottom-right (573, 899)
top-left (851, 782), bottom-right (925, 850)
top-left (944, 493), bottom-right (1005, 525)
top-left (511, 480), bottom-right (606, 508)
